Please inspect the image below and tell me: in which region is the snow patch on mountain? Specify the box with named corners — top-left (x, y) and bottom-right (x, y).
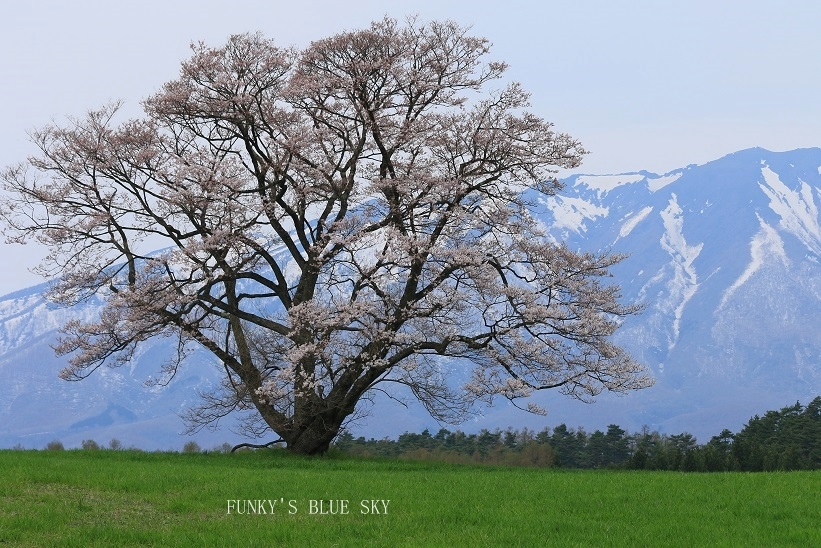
top-left (575, 173), bottom-right (644, 198)
top-left (658, 194), bottom-right (703, 351)
top-left (0, 293), bottom-right (98, 357)
top-left (647, 172), bottom-right (682, 192)
top-left (720, 215), bottom-right (789, 309)
top-left (542, 195), bottom-right (608, 235)
top-left (618, 206), bottom-right (653, 240)
top-left (759, 166), bottom-right (821, 255)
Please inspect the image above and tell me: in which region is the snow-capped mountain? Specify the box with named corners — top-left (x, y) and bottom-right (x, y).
top-left (521, 147), bottom-right (821, 438)
top-left (1, 147), bottom-right (820, 448)
top-left (0, 284), bottom-right (235, 450)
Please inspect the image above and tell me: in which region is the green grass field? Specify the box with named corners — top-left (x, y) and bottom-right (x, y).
top-left (1, 449), bottom-right (819, 547)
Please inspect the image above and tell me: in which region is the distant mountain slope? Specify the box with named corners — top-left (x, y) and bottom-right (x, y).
top-left (518, 147), bottom-right (821, 437)
top-left (1, 147), bottom-right (820, 448)
top-left (0, 285), bottom-right (234, 450)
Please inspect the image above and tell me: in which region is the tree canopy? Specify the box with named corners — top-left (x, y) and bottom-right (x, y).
top-left (0, 18), bottom-right (651, 454)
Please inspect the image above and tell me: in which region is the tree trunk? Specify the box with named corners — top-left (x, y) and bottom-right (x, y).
top-left (285, 416), bottom-right (344, 455)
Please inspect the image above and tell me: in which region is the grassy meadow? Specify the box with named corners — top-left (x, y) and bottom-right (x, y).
top-left (1, 449), bottom-right (819, 546)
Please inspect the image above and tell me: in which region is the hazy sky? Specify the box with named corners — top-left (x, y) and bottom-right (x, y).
top-left (1, 0), bottom-right (819, 294)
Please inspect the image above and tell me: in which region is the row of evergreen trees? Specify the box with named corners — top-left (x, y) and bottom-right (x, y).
top-left (334, 397), bottom-right (821, 471)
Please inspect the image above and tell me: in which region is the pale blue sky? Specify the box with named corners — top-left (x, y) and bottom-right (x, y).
top-left (1, 0), bottom-right (819, 294)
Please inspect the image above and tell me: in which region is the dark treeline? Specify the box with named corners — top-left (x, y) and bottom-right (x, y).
top-left (334, 397), bottom-right (821, 471)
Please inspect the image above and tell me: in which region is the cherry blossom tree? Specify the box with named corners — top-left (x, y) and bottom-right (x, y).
top-left (0, 18), bottom-right (652, 454)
